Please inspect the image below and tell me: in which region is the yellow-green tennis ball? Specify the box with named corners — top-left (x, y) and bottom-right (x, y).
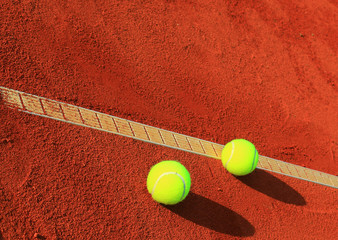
top-left (147, 160), bottom-right (191, 205)
top-left (221, 139), bottom-right (259, 176)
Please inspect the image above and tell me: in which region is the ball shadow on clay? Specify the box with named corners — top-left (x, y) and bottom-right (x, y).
top-left (236, 169), bottom-right (306, 205)
top-left (164, 192), bottom-right (255, 237)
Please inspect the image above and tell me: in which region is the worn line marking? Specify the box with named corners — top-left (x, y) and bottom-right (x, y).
top-left (1, 86), bottom-right (337, 189)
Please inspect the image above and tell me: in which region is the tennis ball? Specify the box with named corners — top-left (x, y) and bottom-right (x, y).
top-left (147, 160), bottom-right (191, 205)
top-left (221, 139), bottom-right (259, 176)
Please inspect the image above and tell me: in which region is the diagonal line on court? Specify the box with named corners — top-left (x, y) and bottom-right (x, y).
top-left (1, 86), bottom-right (337, 189)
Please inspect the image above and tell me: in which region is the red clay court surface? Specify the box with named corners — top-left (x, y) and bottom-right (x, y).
top-left (1, 1), bottom-right (337, 239)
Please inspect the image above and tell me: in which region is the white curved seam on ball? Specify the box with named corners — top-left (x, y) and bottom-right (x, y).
top-left (151, 172), bottom-right (186, 201)
top-left (225, 141), bottom-right (235, 167)
top-left (250, 149), bottom-right (257, 171)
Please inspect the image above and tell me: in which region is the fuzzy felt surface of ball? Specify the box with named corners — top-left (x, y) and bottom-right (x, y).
top-left (147, 160), bottom-right (191, 205)
top-left (221, 139), bottom-right (259, 176)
